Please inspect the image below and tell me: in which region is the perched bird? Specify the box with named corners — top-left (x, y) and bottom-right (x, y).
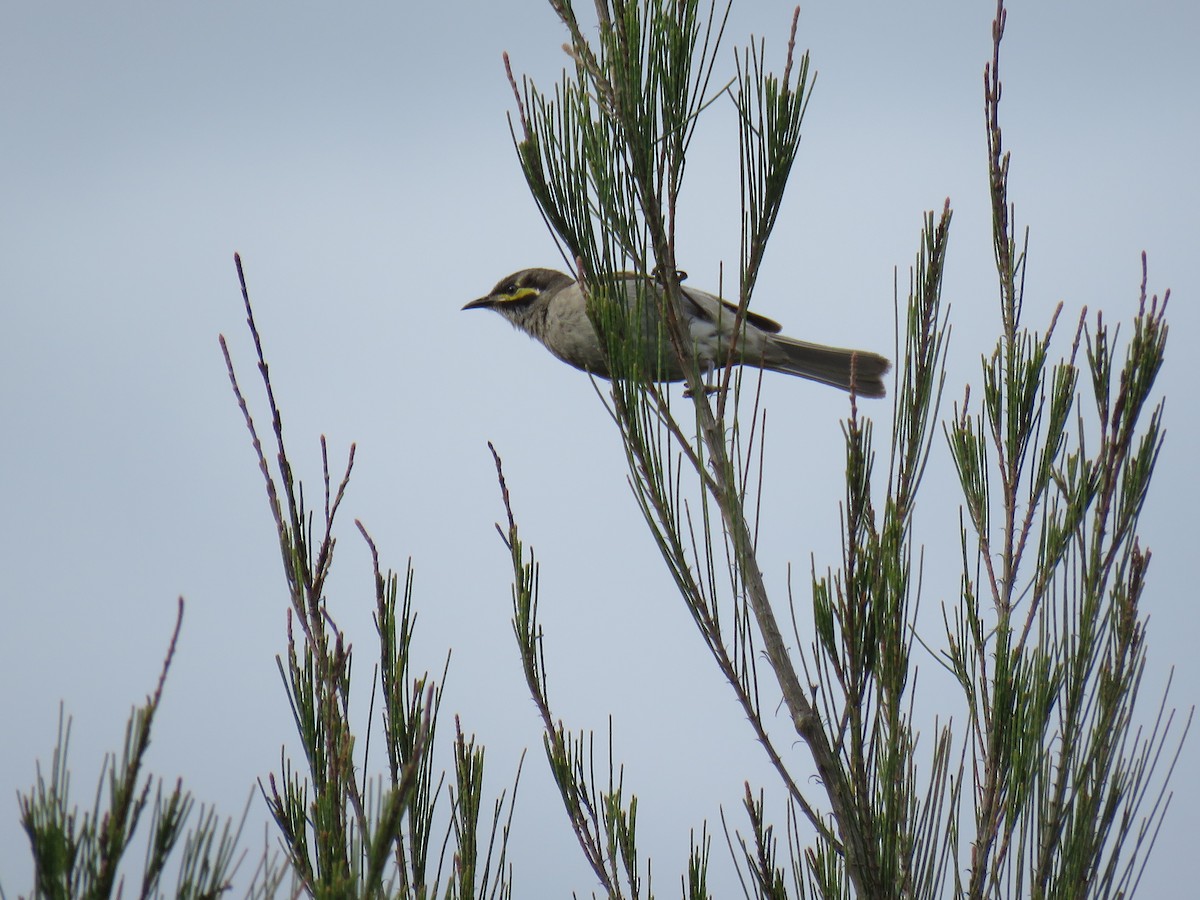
top-left (464, 268), bottom-right (891, 397)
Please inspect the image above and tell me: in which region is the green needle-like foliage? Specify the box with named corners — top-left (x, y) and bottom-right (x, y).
top-left (489, 1), bottom-right (1184, 898)
top-left (222, 257), bottom-right (519, 900)
top-left (14, 602), bottom-right (246, 900)
top-left (938, 6), bottom-right (1186, 897)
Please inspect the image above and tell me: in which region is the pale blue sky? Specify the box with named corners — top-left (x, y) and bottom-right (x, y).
top-left (1, 1), bottom-right (1196, 896)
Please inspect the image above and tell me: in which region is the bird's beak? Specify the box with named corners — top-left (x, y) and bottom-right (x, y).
top-left (462, 295), bottom-right (494, 311)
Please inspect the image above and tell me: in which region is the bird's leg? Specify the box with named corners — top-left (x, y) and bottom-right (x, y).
top-left (651, 265), bottom-right (688, 284)
top-left (682, 362), bottom-right (722, 398)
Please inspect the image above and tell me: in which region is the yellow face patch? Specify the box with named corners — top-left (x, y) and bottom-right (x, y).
top-left (502, 286), bottom-right (540, 304)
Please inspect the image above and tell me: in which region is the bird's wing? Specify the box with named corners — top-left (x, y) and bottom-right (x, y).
top-left (679, 285), bottom-right (783, 334)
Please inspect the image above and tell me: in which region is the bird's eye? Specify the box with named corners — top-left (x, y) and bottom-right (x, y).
top-left (503, 283), bottom-right (518, 295)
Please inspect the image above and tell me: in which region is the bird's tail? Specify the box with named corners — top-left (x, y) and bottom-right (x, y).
top-left (759, 336), bottom-right (892, 398)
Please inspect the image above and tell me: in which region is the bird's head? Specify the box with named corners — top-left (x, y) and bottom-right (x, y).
top-left (463, 268), bottom-right (573, 329)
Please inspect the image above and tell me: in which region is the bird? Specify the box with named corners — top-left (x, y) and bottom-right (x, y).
top-left (464, 267), bottom-right (891, 397)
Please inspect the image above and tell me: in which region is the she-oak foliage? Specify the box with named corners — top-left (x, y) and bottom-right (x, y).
top-left (9, 1), bottom-right (1185, 899)
top-left (494, 0), bottom-right (1186, 898)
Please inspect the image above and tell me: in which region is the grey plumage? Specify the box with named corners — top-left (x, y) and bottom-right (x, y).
top-left (464, 268), bottom-right (891, 398)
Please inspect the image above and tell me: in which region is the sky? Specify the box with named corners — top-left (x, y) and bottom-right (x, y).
top-left (1, 1), bottom-right (1196, 896)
